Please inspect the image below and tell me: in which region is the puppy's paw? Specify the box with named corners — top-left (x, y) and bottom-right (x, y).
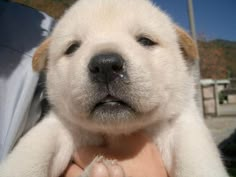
top-left (81, 156), bottom-right (125, 177)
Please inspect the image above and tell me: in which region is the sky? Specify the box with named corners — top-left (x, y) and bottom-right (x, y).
top-left (152, 0), bottom-right (236, 41)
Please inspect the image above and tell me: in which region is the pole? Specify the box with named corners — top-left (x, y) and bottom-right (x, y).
top-left (187, 0), bottom-right (204, 117)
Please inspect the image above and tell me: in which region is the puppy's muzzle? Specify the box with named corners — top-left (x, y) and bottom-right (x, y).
top-left (88, 53), bottom-right (126, 83)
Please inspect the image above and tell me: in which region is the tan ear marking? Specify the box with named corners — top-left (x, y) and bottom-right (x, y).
top-left (32, 38), bottom-right (51, 72)
top-left (175, 25), bottom-right (199, 60)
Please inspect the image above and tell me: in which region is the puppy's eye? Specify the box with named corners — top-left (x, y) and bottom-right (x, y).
top-left (137, 36), bottom-right (157, 47)
top-left (64, 41), bottom-right (80, 55)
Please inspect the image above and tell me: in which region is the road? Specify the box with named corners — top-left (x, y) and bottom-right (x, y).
top-left (205, 116), bottom-right (236, 144)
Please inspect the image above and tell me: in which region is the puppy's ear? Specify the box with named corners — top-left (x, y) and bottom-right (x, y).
top-left (32, 38), bottom-right (50, 72)
top-left (175, 25), bottom-right (199, 60)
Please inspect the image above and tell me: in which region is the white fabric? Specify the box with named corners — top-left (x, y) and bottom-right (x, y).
top-left (0, 1), bottom-right (54, 161)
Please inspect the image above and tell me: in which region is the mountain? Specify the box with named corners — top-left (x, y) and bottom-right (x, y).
top-left (198, 39), bottom-right (236, 79)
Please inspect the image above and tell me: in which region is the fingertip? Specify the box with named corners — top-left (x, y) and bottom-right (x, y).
top-left (90, 162), bottom-right (109, 177)
top-left (110, 164), bottom-right (125, 177)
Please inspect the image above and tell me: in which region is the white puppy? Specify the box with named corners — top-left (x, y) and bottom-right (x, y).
top-left (0, 0), bottom-right (229, 177)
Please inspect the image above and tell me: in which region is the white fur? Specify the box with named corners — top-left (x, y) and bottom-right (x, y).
top-left (0, 0), bottom-right (229, 177)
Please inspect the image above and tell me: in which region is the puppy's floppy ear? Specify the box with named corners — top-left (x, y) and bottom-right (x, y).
top-left (175, 25), bottom-right (199, 60)
top-left (32, 38), bottom-right (50, 72)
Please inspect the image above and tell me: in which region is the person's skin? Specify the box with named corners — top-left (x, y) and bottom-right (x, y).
top-left (63, 132), bottom-right (168, 177)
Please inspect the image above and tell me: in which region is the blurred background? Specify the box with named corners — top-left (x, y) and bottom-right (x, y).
top-left (2, 0), bottom-right (236, 176)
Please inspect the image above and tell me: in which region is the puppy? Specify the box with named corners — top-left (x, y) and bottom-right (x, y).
top-left (0, 0), bottom-right (229, 177)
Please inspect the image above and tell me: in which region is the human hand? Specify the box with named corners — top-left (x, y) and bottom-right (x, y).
top-left (63, 132), bottom-right (168, 177)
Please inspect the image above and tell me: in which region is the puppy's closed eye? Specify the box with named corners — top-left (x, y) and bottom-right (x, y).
top-left (136, 36), bottom-right (157, 47)
top-left (64, 41), bottom-right (81, 55)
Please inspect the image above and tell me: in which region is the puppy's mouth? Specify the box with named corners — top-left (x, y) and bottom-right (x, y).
top-left (94, 95), bottom-right (130, 109)
top-left (92, 95), bottom-right (133, 113)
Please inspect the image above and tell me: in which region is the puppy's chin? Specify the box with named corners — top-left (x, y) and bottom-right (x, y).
top-left (67, 103), bottom-right (142, 135)
top-left (88, 114), bottom-right (143, 135)
top-left (87, 105), bottom-right (153, 135)
top-left (90, 94), bottom-right (135, 121)
top-left (91, 102), bottom-right (135, 123)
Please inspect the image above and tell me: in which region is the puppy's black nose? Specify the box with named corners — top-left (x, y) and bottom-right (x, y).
top-left (88, 53), bottom-right (125, 83)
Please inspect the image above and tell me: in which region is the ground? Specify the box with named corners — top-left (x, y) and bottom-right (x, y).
top-left (205, 116), bottom-right (236, 177)
top-left (205, 116), bottom-right (236, 145)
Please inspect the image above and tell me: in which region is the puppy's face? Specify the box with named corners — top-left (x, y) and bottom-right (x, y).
top-left (34, 0), bottom-right (197, 134)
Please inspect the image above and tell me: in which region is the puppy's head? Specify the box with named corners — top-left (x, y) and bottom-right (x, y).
top-left (33, 0), bottom-right (198, 134)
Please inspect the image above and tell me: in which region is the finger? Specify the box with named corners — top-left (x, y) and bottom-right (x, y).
top-left (63, 163), bottom-right (83, 177)
top-left (90, 162), bottom-right (109, 177)
top-left (105, 160), bottom-right (125, 177)
top-left (90, 159), bottom-right (125, 177)
top-left (109, 164), bottom-right (125, 177)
